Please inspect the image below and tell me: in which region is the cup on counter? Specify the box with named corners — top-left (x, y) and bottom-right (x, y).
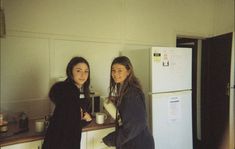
top-left (35, 119), bottom-right (45, 133)
top-left (95, 112), bottom-right (107, 124)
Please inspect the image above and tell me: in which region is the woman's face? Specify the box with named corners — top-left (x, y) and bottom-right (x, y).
top-left (111, 64), bottom-right (130, 84)
top-left (72, 63), bottom-right (89, 88)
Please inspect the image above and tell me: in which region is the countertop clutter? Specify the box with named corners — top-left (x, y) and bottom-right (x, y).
top-left (0, 113), bottom-right (9, 134)
top-left (0, 115), bottom-right (115, 147)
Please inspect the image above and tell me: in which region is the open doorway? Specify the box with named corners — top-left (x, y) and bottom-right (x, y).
top-left (177, 37), bottom-right (201, 149)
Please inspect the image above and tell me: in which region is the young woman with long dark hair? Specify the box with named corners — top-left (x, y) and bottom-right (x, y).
top-left (103, 56), bottom-right (155, 149)
top-left (42, 56), bottom-right (92, 149)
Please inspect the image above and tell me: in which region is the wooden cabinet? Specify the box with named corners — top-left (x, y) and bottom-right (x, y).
top-left (1, 140), bottom-right (43, 149)
top-left (2, 128), bottom-right (114, 149)
top-left (81, 132), bottom-right (87, 149)
top-left (86, 127), bottom-right (115, 149)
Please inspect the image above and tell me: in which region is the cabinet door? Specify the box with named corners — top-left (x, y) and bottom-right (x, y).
top-left (81, 132), bottom-right (87, 149)
top-left (87, 127), bottom-right (115, 149)
top-left (2, 140), bottom-right (43, 149)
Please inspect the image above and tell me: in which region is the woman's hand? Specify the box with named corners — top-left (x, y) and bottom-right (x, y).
top-left (82, 112), bottom-right (92, 122)
top-left (81, 108), bottom-right (92, 121)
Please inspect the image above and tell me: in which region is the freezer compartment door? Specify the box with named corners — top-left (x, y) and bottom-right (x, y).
top-left (151, 91), bottom-right (193, 149)
top-left (151, 47), bottom-right (192, 92)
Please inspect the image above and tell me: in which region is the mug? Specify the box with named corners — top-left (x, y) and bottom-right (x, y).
top-left (95, 112), bottom-right (107, 124)
top-left (35, 119), bottom-right (45, 133)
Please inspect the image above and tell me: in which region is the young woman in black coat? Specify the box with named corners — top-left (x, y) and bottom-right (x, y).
top-left (42, 57), bottom-right (92, 149)
top-left (103, 56), bottom-right (155, 149)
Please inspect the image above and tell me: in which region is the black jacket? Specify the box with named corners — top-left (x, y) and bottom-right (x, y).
top-left (103, 86), bottom-right (155, 149)
top-left (42, 81), bottom-right (90, 149)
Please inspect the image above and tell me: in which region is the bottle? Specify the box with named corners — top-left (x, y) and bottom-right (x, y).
top-left (19, 112), bottom-right (28, 129)
top-left (44, 115), bottom-right (51, 130)
top-left (0, 113), bottom-right (3, 125)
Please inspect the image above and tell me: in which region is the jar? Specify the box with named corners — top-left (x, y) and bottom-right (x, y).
top-left (0, 121), bottom-right (8, 133)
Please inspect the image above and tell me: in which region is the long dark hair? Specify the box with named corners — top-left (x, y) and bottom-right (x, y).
top-left (65, 56), bottom-right (90, 99)
top-left (109, 56), bottom-right (142, 106)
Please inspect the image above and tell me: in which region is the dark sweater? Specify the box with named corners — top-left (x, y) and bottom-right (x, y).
top-left (42, 81), bottom-right (90, 149)
top-left (103, 86), bottom-right (155, 149)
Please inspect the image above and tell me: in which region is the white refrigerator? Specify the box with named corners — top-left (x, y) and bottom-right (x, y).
top-left (121, 47), bottom-right (193, 149)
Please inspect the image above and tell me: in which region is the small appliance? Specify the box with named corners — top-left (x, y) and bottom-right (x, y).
top-left (90, 95), bottom-right (102, 116)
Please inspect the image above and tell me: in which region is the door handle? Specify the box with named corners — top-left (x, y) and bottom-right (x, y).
top-left (226, 83), bottom-right (230, 96)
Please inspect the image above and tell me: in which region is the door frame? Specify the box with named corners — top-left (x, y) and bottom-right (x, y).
top-left (177, 37), bottom-right (200, 149)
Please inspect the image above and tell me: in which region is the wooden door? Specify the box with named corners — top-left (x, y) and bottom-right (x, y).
top-left (201, 32), bottom-right (233, 149)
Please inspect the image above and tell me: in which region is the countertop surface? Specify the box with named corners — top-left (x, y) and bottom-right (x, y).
top-left (0, 116), bottom-right (115, 147)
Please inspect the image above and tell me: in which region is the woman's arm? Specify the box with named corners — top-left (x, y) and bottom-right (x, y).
top-left (103, 88), bottom-right (147, 147)
top-left (81, 108), bottom-right (92, 127)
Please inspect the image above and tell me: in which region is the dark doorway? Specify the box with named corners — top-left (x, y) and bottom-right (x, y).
top-left (201, 32), bottom-right (233, 149)
top-left (177, 37), bottom-right (199, 149)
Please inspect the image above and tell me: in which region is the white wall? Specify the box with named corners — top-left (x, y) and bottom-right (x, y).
top-left (53, 40), bottom-right (121, 95)
top-left (0, 0), bottom-right (234, 118)
top-left (213, 0), bottom-right (234, 35)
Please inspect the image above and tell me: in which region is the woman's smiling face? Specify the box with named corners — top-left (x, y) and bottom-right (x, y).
top-left (72, 63), bottom-right (89, 88)
top-left (111, 64), bottom-right (130, 84)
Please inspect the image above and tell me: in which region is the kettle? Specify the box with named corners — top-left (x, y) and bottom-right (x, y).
top-left (19, 112), bottom-right (28, 129)
top-left (103, 97), bottom-right (117, 120)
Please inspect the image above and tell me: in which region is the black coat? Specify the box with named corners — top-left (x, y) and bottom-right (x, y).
top-left (103, 86), bottom-right (155, 149)
top-left (42, 81), bottom-right (90, 149)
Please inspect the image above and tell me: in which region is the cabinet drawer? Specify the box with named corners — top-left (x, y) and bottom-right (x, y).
top-left (86, 127), bottom-right (115, 149)
top-left (2, 140), bottom-right (43, 149)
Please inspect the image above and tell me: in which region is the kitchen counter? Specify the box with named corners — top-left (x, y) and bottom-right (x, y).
top-left (0, 116), bottom-right (115, 147)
